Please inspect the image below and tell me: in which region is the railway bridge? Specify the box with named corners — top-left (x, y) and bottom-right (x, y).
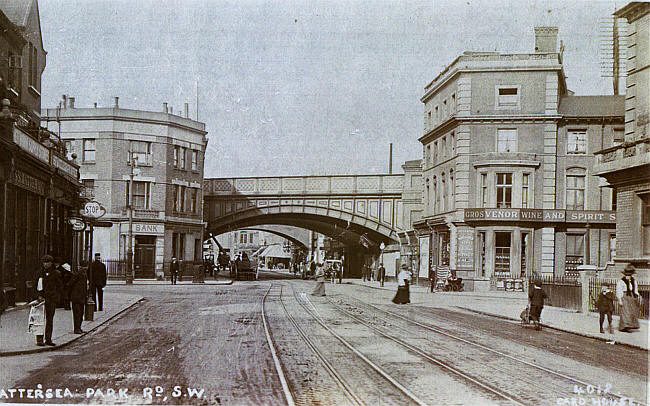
top-left (203, 174), bottom-right (406, 252)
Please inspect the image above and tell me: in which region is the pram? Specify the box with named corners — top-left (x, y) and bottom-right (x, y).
top-left (520, 305), bottom-right (541, 329)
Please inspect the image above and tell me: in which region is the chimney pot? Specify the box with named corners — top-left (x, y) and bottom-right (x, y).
top-left (62, 95), bottom-right (67, 109)
top-left (68, 97), bottom-right (75, 109)
top-left (184, 103), bottom-right (189, 118)
top-left (93, 102), bottom-right (97, 108)
top-left (163, 102), bottom-right (168, 113)
top-left (170, 106), bottom-right (173, 114)
top-left (114, 97), bottom-right (119, 108)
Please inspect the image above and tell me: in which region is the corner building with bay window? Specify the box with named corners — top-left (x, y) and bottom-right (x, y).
top-left (42, 99), bottom-right (207, 278)
top-left (415, 27), bottom-right (623, 290)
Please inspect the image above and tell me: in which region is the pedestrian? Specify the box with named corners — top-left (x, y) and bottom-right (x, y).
top-left (392, 264), bottom-right (411, 304)
top-left (170, 257), bottom-right (180, 285)
top-left (89, 253), bottom-right (107, 311)
top-left (34, 255), bottom-right (62, 346)
top-left (597, 285), bottom-right (615, 334)
top-left (616, 264), bottom-right (641, 332)
top-left (59, 260), bottom-right (72, 310)
top-left (311, 263), bottom-right (326, 296)
top-left (67, 264), bottom-right (87, 334)
top-left (528, 280), bottom-right (547, 330)
top-left (377, 262), bottom-right (386, 287)
top-left (428, 267), bottom-right (436, 293)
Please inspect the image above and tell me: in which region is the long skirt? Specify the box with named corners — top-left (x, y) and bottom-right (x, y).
top-left (392, 285), bottom-right (410, 304)
top-left (619, 296), bottom-right (640, 331)
top-left (529, 305), bottom-right (543, 322)
top-left (311, 281), bottom-right (326, 296)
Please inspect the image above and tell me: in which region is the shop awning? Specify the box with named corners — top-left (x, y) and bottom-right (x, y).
top-left (259, 244), bottom-right (291, 259)
top-left (251, 246), bottom-right (266, 257)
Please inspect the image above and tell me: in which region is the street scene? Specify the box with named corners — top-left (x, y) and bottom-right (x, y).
top-left (0, 0), bottom-right (649, 405)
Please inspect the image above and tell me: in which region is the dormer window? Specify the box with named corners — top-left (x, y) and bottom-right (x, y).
top-left (496, 86), bottom-right (520, 109)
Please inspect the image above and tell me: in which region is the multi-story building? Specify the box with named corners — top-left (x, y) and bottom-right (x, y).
top-left (594, 2), bottom-right (650, 280)
top-left (42, 99), bottom-right (207, 278)
top-left (415, 27), bottom-right (622, 290)
top-left (0, 0), bottom-right (81, 305)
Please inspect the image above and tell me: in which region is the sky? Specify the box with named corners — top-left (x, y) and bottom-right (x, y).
top-left (39, 0), bottom-right (621, 178)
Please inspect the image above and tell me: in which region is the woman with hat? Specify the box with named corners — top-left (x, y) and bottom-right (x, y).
top-left (616, 264), bottom-right (641, 332)
top-left (392, 264), bottom-right (411, 304)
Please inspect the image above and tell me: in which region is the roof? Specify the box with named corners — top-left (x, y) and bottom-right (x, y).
top-left (558, 95), bottom-right (625, 118)
top-left (259, 245), bottom-right (291, 259)
top-left (0, 0), bottom-right (32, 27)
top-left (251, 246), bottom-right (266, 257)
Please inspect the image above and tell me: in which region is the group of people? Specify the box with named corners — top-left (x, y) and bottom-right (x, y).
top-left (30, 253), bottom-right (106, 346)
top-left (361, 262), bottom-right (387, 286)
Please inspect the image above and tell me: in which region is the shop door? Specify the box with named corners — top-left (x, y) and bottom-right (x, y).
top-left (134, 236), bottom-right (156, 278)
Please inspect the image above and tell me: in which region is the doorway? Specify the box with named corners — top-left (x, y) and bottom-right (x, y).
top-left (134, 235), bottom-right (156, 278)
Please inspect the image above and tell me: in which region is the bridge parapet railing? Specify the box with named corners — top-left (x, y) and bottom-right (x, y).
top-left (204, 174), bottom-right (404, 196)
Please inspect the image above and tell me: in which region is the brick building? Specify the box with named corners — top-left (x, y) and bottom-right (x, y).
top-left (42, 99), bottom-right (207, 278)
top-left (414, 27), bottom-right (623, 291)
top-left (594, 2), bottom-right (650, 281)
top-left (0, 0), bottom-right (81, 304)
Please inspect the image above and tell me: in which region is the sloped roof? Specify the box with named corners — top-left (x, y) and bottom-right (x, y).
top-left (259, 245), bottom-right (291, 259)
top-left (0, 0), bottom-right (32, 27)
top-left (559, 95), bottom-right (625, 118)
top-left (251, 246), bottom-right (266, 257)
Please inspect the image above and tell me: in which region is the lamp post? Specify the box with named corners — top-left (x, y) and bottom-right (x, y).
top-left (125, 150), bottom-right (138, 284)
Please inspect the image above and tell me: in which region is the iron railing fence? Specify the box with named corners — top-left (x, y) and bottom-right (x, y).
top-left (102, 259), bottom-right (205, 280)
top-left (529, 274), bottom-right (582, 311)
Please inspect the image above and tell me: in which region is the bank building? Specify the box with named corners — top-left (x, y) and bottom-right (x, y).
top-left (42, 98), bottom-right (208, 278)
top-left (413, 27), bottom-right (622, 290)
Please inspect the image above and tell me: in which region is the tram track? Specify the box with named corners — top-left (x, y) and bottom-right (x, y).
top-left (328, 294), bottom-right (647, 406)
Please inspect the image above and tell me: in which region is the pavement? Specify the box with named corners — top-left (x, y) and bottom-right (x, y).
top-left (348, 278), bottom-right (649, 351)
top-left (107, 274), bottom-right (234, 286)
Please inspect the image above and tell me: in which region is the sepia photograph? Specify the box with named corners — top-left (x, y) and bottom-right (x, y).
top-left (0, 0), bottom-right (648, 404)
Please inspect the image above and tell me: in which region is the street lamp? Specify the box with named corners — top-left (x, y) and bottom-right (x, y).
top-left (125, 150), bottom-right (138, 284)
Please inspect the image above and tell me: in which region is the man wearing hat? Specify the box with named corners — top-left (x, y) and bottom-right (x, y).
top-left (89, 253), bottom-right (107, 311)
top-left (35, 255), bottom-right (63, 346)
top-left (616, 264), bottom-right (641, 332)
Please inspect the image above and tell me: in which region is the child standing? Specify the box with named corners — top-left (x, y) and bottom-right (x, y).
top-left (597, 286), bottom-right (615, 334)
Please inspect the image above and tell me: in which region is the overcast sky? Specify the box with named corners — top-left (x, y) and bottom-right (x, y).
top-left (39, 0), bottom-right (620, 178)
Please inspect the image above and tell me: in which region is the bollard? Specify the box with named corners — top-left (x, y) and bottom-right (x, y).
top-left (84, 293), bottom-right (95, 321)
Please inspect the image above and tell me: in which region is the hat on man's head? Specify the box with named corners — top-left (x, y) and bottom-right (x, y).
top-left (41, 255), bottom-right (53, 262)
top-left (623, 263), bottom-right (636, 276)
top-left (61, 263), bottom-right (71, 272)
top-left (401, 264), bottom-right (408, 269)
top-left (95, 253), bottom-right (101, 257)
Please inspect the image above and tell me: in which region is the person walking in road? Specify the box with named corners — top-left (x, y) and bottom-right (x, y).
top-left (377, 263), bottom-right (386, 287)
top-left (170, 257), bottom-right (180, 285)
top-left (89, 253), bottom-right (107, 311)
top-left (528, 280), bottom-right (547, 330)
top-left (67, 264), bottom-right (87, 334)
top-left (311, 263), bottom-right (326, 296)
top-left (35, 255), bottom-right (62, 346)
top-left (392, 264), bottom-right (411, 304)
top-left (617, 264), bottom-right (641, 332)
top-left (597, 285), bottom-right (615, 334)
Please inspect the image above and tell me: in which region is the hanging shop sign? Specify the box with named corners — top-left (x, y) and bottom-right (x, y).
top-left (464, 209), bottom-right (616, 224)
top-left (80, 201), bottom-right (106, 219)
top-left (68, 217), bottom-right (86, 232)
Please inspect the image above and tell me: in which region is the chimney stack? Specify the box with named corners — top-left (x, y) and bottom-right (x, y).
top-left (114, 97), bottom-right (119, 108)
top-left (93, 102), bottom-right (97, 108)
top-left (534, 26), bottom-right (558, 53)
top-left (184, 103), bottom-right (189, 118)
top-left (169, 106), bottom-right (173, 114)
top-left (68, 97), bottom-right (75, 109)
top-left (62, 95), bottom-right (67, 109)
top-left (163, 102), bottom-right (168, 113)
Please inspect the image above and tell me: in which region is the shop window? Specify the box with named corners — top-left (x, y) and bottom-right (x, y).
top-left (497, 129), bottom-right (517, 152)
top-left (129, 141), bottom-right (152, 166)
top-left (496, 86), bottom-right (519, 109)
top-left (566, 234), bottom-right (585, 274)
top-left (521, 232), bottom-right (530, 278)
top-left (481, 173), bottom-right (488, 208)
top-left (494, 232), bottom-right (511, 277)
top-left (566, 169), bottom-right (585, 210)
top-left (439, 232), bottom-right (450, 266)
top-left (191, 150), bottom-right (199, 171)
top-left (83, 139), bottom-right (96, 163)
top-left (126, 181), bottom-right (150, 209)
top-left (522, 173), bottom-right (529, 208)
top-left (608, 234), bottom-right (616, 263)
top-left (568, 130), bottom-right (587, 154)
top-left (496, 173), bottom-right (512, 208)
top-left (642, 194), bottom-right (650, 255)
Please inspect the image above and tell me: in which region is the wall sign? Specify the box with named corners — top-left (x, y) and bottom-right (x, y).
top-left (68, 217), bottom-right (86, 231)
top-left (456, 229), bottom-right (474, 270)
top-left (81, 201), bottom-right (106, 218)
top-left (464, 208), bottom-right (616, 224)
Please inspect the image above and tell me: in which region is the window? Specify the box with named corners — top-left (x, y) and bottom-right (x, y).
top-left (451, 93), bottom-right (456, 112)
top-left (642, 194), bottom-right (650, 255)
top-left (83, 139), bottom-right (96, 162)
top-left (8, 51), bottom-right (21, 92)
top-left (449, 169), bottom-right (454, 210)
top-left (497, 129), bottom-right (517, 152)
top-left (191, 150), bottom-right (198, 171)
top-left (568, 130), bottom-right (587, 154)
top-left (613, 128), bottom-right (624, 146)
top-left (522, 173), bottom-right (529, 208)
top-left (481, 173), bottom-right (488, 207)
top-left (608, 234), bottom-right (616, 263)
top-left (441, 173), bottom-right (446, 212)
top-left (495, 232), bottom-right (511, 277)
top-left (172, 185), bottom-right (179, 212)
top-left (612, 189), bottom-right (617, 211)
top-left (179, 147), bottom-right (186, 169)
top-left (435, 106), bottom-right (439, 123)
top-left (130, 141), bottom-right (152, 165)
top-left (450, 132), bottom-right (455, 155)
top-left (126, 181), bottom-right (150, 209)
top-left (433, 176), bottom-right (438, 213)
top-left (441, 137), bottom-right (446, 158)
top-left (566, 170), bottom-right (585, 210)
top-left (443, 99), bottom-right (448, 117)
top-left (173, 146), bottom-right (179, 167)
top-left (64, 140), bottom-right (75, 161)
top-left (427, 111), bottom-right (431, 126)
top-left (496, 173), bottom-right (512, 208)
top-left (28, 43), bottom-right (38, 88)
top-left (82, 179), bottom-right (94, 199)
top-left (179, 186), bottom-right (186, 211)
top-left (566, 234), bottom-right (585, 274)
top-left (425, 178), bottom-right (430, 208)
top-left (434, 141), bottom-right (438, 163)
top-left (478, 231), bottom-right (486, 277)
top-left (190, 188), bottom-right (198, 213)
top-left (496, 86), bottom-right (519, 108)
top-left (426, 145), bottom-right (431, 166)
top-left (82, 179), bottom-right (94, 189)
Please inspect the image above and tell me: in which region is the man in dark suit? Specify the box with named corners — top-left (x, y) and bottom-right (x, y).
top-left (170, 257), bottom-right (180, 285)
top-left (89, 253), bottom-right (107, 311)
top-left (35, 255), bottom-right (62, 346)
top-left (377, 263), bottom-right (386, 287)
top-left (67, 264), bottom-right (87, 334)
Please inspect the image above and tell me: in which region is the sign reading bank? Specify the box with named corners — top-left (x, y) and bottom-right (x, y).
top-left (464, 208), bottom-right (616, 224)
top-left (120, 223), bottom-right (165, 235)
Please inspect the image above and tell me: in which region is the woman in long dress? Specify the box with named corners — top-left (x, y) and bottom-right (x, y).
top-left (617, 264), bottom-right (641, 332)
top-left (392, 265), bottom-right (411, 304)
top-left (311, 264), bottom-right (326, 296)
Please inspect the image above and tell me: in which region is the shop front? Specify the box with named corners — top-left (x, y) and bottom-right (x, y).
top-left (119, 222), bottom-right (164, 279)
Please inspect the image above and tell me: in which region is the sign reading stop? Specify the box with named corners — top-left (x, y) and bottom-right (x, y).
top-left (82, 201), bottom-right (106, 218)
